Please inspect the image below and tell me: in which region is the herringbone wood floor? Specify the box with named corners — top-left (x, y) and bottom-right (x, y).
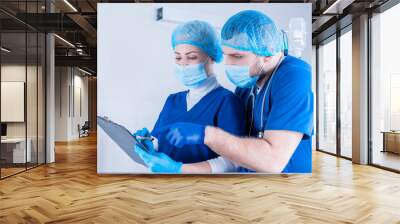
top-left (1, 134), bottom-right (400, 224)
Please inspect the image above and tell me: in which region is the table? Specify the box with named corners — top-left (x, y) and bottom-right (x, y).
top-left (381, 131), bottom-right (400, 154)
top-left (1, 138), bottom-right (32, 163)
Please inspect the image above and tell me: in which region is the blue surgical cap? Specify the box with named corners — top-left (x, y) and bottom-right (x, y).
top-left (221, 10), bottom-right (285, 57)
top-left (171, 20), bottom-right (223, 63)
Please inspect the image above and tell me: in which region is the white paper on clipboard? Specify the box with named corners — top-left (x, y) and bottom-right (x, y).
top-left (97, 116), bottom-right (147, 167)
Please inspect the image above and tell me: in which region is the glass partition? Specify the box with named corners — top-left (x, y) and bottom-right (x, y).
top-left (27, 30), bottom-right (38, 169)
top-left (0, 1), bottom-right (46, 179)
top-left (1, 31), bottom-right (28, 177)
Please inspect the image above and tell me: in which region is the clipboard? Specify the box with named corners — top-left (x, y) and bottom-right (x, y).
top-left (97, 116), bottom-right (148, 167)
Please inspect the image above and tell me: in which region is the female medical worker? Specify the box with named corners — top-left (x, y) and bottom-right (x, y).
top-left (133, 20), bottom-right (245, 173)
top-left (137, 10), bottom-right (314, 173)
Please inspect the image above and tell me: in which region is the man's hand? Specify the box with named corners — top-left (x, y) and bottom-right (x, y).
top-left (161, 122), bottom-right (206, 148)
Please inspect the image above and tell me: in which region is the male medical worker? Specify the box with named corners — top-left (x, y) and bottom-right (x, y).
top-left (136, 10), bottom-right (314, 173)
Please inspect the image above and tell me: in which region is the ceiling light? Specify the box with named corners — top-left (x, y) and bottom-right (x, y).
top-left (78, 67), bottom-right (92, 76)
top-left (322, 0), bottom-right (354, 15)
top-left (1, 47), bottom-right (11, 53)
top-left (63, 0), bottom-right (78, 12)
top-left (54, 34), bottom-right (75, 48)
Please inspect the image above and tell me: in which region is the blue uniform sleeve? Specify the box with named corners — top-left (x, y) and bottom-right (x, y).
top-left (265, 62), bottom-right (314, 138)
top-left (216, 94), bottom-right (246, 136)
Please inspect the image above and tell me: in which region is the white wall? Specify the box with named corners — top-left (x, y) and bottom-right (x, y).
top-left (98, 3), bottom-right (312, 173)
top-left (73, 72), bottom-right (89, 139)
top-left (55, 67), bottom-right (89, 141)
top-left (1, 65), bottom-right (26, 131)
top-left (55, 67), bottom-right (68, 141)
top-left (1, 65), bottom-right (39, 138)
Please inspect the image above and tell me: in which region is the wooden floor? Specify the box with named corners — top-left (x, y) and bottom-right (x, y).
top-left (1, 135), bottom-right (400, 224)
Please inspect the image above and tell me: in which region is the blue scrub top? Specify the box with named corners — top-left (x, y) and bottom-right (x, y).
top-left (236, 55), bottom-right (314, 173)
top-left (151, 86), bottom-right (246, 164)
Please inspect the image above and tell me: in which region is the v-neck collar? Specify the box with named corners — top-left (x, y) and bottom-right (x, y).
top-left (183, 86), bottom-right (222, 113)
top-left (185, 76), bottom-right (220, 112)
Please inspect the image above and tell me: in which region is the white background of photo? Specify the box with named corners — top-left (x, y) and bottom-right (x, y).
top-left (97, 3), bottom-right (312, 173)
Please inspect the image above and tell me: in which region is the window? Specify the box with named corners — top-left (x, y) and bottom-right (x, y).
top-left (317, 37), bottom-right (337, 154)
top-left (339, 29), bottom-right (352, 158)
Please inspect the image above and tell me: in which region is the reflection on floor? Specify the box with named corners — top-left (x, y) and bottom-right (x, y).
top-left (0, 162), bottom-right (42, 178)
top-left (0, 167), bottom-right (25, 177)
top-left (373, 150), bottom-right (400, 171)
top-left (341, 147), bottom-right (352, 158)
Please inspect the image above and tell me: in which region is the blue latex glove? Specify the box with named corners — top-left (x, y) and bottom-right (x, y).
top-left (135, 144), bottom-right (182, 173)
top-left (162, 122), bottom-right (205, 148)
top-left (132, 127), bottom-right (154, 150)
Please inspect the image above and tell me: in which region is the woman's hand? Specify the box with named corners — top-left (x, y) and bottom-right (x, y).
top-left (132, 127), bottom-right (154, 150)
top-left (134, 144), bottom-right (182, 173)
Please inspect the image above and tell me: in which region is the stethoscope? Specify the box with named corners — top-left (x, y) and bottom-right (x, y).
top-left (248, 55), bottom-right (286, 139)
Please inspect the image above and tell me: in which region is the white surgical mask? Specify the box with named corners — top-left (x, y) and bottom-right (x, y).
top-left (225, 59), bottom-right (265, 88)
top-left (175, 63), bottom-right (208, 88)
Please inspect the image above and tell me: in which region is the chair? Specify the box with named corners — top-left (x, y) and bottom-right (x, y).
top-left (79, 121), bottom-right (90, 138)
